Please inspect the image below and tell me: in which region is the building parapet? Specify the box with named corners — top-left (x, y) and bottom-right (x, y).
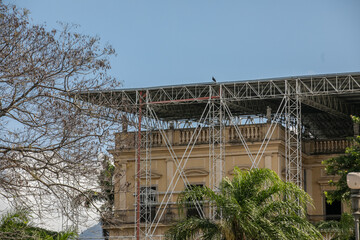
top-left (115, 123), bottom-right (284, 150)
top-left (115, 123), bottom-right (353, 155)
top-left (304, 139), bottom-right (353, 155)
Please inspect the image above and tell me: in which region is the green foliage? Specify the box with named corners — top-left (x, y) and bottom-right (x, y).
top-left (166, 168), bottom-right (322, 240)
top-left (322, 116), bottom-right (360, 203)
top-left (74, 156), bottom-right (114, 210)
top-left (316, 213), bottom-right (354, 240)
top-left (98, 157), bottom-right (115, 213)
top-left (352, 116), bottom-right (360, 124)
top-left (0, 210), bottom-right (76, 240)
top-left (73, 156), bottom-right (114, 238)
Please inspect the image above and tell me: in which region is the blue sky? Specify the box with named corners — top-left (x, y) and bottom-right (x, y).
top-left (6, 0), bottom-right (360, 88)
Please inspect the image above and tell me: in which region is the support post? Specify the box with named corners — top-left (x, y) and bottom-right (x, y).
top-left (356, 215), bottom-right (359, 240)
top-left (136, 92), bottom-right (142, 240)
top-left (351, 189), bottom-right (360, 240)
top-left (135, 91), bottom-right (154, 240)
top-left (285, 79), bottom-right (302, 187)
top-left (208, 85), bottom-right (225, 219)
top-left (347, 174), bottom-right (360, 240)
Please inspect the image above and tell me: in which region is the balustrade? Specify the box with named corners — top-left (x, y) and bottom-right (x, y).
top-left (228, 125), bottom-right (262, 141)
top-left (311, 139), bottom-right (352, 154)
top-left (116, 124), bottom-right (280, 149)
top-left (115, 127), bottom-right (353, 154)
top-left (151, 132), bottom-right (163, 146)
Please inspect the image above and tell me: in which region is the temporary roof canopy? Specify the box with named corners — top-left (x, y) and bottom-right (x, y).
top-left (72, 72), bottom-right (360, 139)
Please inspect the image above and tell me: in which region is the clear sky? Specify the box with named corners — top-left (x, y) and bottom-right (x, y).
top-left (5, 0), bottom-right (360, 88)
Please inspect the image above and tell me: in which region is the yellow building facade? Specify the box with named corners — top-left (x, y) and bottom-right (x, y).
top-left (108, 123), bottom-right (350, 239)
top-left (72, 72), bottom-right (360, 239)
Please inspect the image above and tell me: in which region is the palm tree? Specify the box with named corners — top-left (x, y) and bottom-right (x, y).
top-left (166, 168), bottom-right (322, 240)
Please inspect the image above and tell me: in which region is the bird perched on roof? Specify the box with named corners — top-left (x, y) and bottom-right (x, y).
top-left (212, 76), bottom-right (216, 83)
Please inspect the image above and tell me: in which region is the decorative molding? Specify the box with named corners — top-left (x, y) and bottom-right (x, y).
top-left (183, 168), bottom-right (209, 177)
top-left (318, 180), bottom-right (331, 186)
top-left (228, 165), bottom-right (250, 175)
top-left (319, 182), bottom-right (337, 192)
top-left (318, 177), bottom-right (339, 186)
top-left (321, 169), bottom-right (336, 177)
top-left (136, 171), bottom-right (162, 179)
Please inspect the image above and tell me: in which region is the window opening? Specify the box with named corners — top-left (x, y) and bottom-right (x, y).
top-left (185, 184), bottom-right (203, 218)
top-left (140, 186), bottom-right (157, 222)
top-left (325, 194), bottom-right (341, 221)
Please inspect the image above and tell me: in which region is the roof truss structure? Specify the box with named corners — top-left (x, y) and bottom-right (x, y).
top-left (73, 72), bottom-right (360, 139)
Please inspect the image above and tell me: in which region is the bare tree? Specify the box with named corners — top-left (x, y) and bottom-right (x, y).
top-left (0, 2), bottom-right (121, 227)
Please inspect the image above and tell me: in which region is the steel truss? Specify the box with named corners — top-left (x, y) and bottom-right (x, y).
top-left (135, 92), bottom-right (154, 239)
top-left (136, 92), bottom-right (209, 239)
top-left (131, 91), bottom-right (303, 239)
top-left (208, 86), bottom-right (225, 219)
top-left (75, 73), bottom-right (360, 111)
top-left (70, 72), bottom-right (360, 239)
top-left (285, 80), bottom-right (302, 187)
top-left (146, 100), bottom-right (209, 237)
top-left (74, 73), bottom-right (360, 137)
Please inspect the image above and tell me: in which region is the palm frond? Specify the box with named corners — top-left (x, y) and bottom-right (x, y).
top-left (166, 168), bottom-right (322, 240)
top-left (165, 217), bottom-right (219, 240)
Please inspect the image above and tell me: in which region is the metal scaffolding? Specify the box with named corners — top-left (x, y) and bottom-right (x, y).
top-left (135, 91), bottom-right (154, 239)
top-left (71, 72), bottom-right (360, 239)
top-left (285, 80), bottom-right (302, 187)
top-left (208, 85), bottom-right (225, 219)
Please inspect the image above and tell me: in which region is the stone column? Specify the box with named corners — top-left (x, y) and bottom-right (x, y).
top-left (119, 163), bottom-right (127, 210)
top-left (354, 122), bottom-right (359, 136)
top-left (166, 159), bottom-right (175, 209)
top-left (264, 154), bottom-right (272, 170)
top-left (266, 106), bottom-right (272, 123)
top-left (166, 159), bottom-right (174, 188)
